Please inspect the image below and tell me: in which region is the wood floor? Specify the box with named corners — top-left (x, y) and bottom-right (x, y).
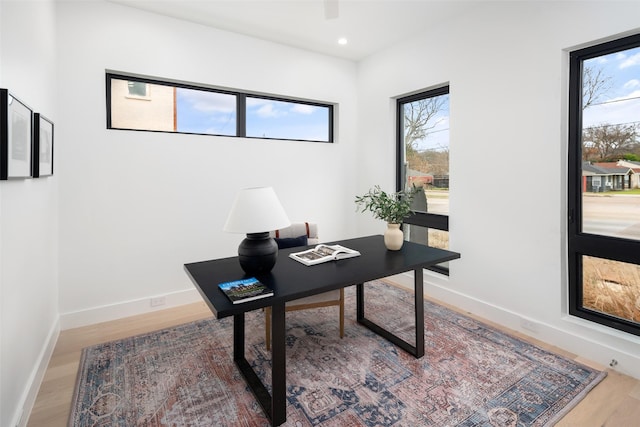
top-left (27, 293), bottom-right (640, 427)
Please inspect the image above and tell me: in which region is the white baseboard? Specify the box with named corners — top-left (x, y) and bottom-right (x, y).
top-left (17, 319), bottom-right (60, 427)
top-left (60, 288), bottom-right (203, 330)
top-left (391, 272), bottom-right (640, 380)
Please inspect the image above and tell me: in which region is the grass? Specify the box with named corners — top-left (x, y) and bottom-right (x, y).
top-left (428, 229), bottom-right (449, 249)
top-left (582, 256), bottom-right (640, 323)
top-left (582, 189), bottom-right (640, 323)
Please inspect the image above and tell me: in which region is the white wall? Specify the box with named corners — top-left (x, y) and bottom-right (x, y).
top-left (4, 1), bottom-right (640, 425)
top-left (0, 1), bottom-right (59, 426)
top-left (55, 1), bottom-right (360, 326)
top-left (357, 1), bottom-right (640, 379)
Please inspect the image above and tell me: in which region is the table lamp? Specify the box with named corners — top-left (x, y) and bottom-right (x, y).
top-left (223, 186), bottom-right (291, 274)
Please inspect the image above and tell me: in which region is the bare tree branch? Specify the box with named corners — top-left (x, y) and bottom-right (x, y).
top-left (404, 97), bottom-right (445, 150)
top-left (583, 123), bottom-right (638, 161)
top-left (582, 65), bottom-right (612, 110)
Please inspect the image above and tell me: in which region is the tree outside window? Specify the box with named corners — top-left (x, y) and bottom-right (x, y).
top-left (397, 86), bottom-right (450, 273)
top-left (569, 34), bottom-right (640, 336)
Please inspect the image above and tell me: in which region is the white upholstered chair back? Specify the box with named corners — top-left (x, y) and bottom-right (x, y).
top-left (264, 221), bottom-right (344, 350)
top-left (270, 222), bottom-right (319, 245)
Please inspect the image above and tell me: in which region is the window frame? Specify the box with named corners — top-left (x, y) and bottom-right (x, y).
top-left (568, 33), bottom-right (640, 337)
top-left (106, 72), bottom-right (334, 143)
top-left (396, 86), bottom-right (450, 275)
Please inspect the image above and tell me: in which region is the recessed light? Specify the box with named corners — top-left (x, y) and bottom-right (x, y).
top-left (338, 37), bottom-right (348, 45)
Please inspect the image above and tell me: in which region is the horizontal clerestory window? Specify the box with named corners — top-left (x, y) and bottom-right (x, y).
top-left (106, 72), bottom-right (334, 143)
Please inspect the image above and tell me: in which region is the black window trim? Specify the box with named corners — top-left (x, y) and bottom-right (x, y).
top-left (568, 32), bottom-right (640, 337)
top-left (396, 85), bottom-right (450, 276)
top-left (106, 72), bottom-right (335, 143)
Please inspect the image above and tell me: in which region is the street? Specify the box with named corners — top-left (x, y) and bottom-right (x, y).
top-left (583, 194), bottom-right (640, 240)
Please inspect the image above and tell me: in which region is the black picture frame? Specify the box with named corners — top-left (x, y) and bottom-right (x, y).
top-left (33, 113), bottom-right (54, 178)
top-left (1, 89), bottom-right (33, 180)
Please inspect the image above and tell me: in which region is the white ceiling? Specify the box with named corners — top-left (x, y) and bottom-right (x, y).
top-left (109, 0), bottom-right (478, 61)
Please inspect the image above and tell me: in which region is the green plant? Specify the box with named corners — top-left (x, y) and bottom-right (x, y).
top-left (354, 185), bottom-right (416, 224)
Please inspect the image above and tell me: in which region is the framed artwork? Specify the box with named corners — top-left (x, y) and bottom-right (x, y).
top-left (33, 113), bottom-right (54, 177)
top-left (1, 89), bottom-right (33, 180)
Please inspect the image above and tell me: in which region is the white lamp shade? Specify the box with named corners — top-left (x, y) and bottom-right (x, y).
top-left (223, 187), bottom-right (291, 234)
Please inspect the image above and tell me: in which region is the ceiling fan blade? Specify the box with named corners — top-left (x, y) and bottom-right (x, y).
top-left (324, 0), bottom-right (339, 19)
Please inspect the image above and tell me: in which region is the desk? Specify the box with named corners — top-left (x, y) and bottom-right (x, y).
top-left (184, 235), bottom-right (460, 426)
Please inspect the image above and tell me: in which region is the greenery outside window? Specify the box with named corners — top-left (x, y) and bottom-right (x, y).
top-left (568, 33), bottom-right (640, 336)
top-left (397, 86), bottom-right (450, 274)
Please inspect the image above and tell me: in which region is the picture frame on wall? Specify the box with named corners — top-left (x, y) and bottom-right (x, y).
top-left (1, 89), bottom-right (33, 180)
top-left (33, 113), bottom-right (54, 178)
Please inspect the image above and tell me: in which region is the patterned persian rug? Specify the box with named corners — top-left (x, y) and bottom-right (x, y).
top-left (70, 280), bottom-right (606, 426)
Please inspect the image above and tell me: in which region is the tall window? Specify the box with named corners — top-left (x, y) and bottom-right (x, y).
top-left (397, 86), bottom-right (450, 274)
top-left (106, 73), bottom-right (334, 142)
top-left (568, 33), bottom-right (640, 336)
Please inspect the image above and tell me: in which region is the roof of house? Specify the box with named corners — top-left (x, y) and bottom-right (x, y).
top-left (593, 162), bottom-right (630, 173)
top-left (618, 160), bottom-right (640, 166)
top-left (616, 160), bottom-right (640, 172)
top-left (582, 162), bottom-right (632, 175)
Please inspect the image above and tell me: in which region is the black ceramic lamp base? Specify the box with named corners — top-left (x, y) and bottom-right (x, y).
top-left (237, 232), bottom-right (278, 274)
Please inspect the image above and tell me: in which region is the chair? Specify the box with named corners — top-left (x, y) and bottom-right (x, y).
top-left (265, 222), bottom-right (344, 350)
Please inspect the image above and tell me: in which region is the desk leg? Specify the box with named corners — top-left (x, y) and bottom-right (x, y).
top-left (356, 273), bottom-right (425, 358)
top-left (271, 302), bottom-right (287, 426)
top-left (233, 308), bottom-right (287, 426)
top-left (233, 313), bottom-right (245, 359)
top-left (414, 268), bottom-right (425, 358)
top-left (233, 314), bottom-right (268, 409)
top-left (356, 283), bottom-right (365, 321)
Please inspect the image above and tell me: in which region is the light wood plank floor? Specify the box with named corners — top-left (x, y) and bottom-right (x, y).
top-left (27, 293), bottom-right (640, 426)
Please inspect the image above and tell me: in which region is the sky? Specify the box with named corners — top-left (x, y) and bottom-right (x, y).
top-left (175, 88), bottom-right (330, 141)
top-left (408, 94), bottom-right (450, 152)
top-left (582, 45), bottom-right (640, 130)
top-left (245, 97), bottom-right (329, 141)
top-left (176, 89), bottom-right (236, 136)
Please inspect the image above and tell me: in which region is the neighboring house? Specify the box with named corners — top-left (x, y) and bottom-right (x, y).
top-left (616, 160), bottom-right (640, 189)
top-left (582, 161), bottom-right (637, 192)
top-left (110, 79), bottom-right (176, 131)
top-left (406, 168), bottom-right (433, 188)
top-left (406, 169), bottom-right (449, 189)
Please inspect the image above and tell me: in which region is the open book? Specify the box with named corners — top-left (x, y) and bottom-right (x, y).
top-left (289, 244), bottom-right (361, 266)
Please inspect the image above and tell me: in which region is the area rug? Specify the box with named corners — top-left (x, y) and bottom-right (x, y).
top-left (69, 280), bottom-right (606, 426)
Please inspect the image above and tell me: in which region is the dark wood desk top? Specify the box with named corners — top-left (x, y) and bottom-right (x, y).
top-left (184, 235), bottom-right (460, 318)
